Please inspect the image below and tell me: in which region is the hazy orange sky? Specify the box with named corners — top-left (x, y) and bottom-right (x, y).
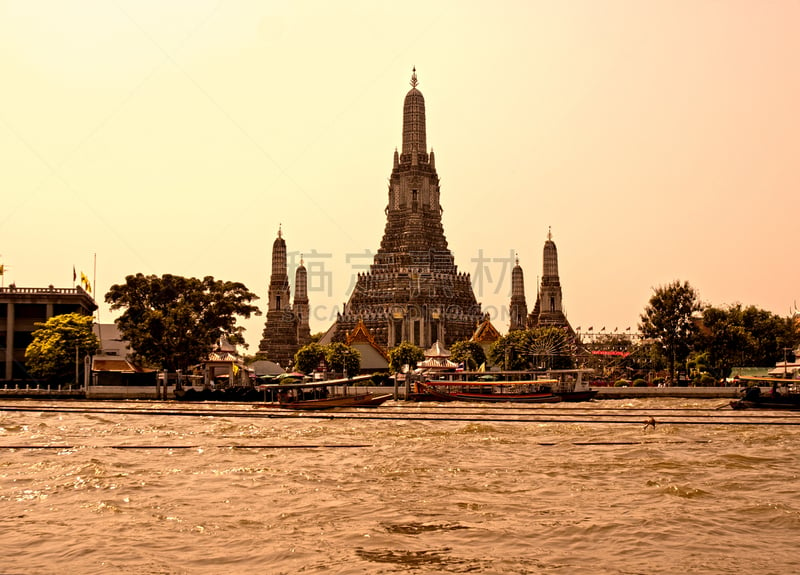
top-left (2, 1), bottom-right (798, 347)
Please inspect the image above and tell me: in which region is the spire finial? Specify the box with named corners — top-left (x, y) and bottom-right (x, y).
top-left (547, 226), bottom-right (552, 241)
top-left (300, 253), bottom-right (304, 267)
top-left (515, 252), bottom-right (519, 266)
top-left (278, 224), bottom-right (282, 239)
top-left (410, 66), bottom-right (418, 88)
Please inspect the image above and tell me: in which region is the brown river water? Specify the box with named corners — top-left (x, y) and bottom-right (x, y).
top-left (1, 398), bottom-right (799, 575)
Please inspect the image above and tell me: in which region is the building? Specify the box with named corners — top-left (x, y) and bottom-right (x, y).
top-left (345, 320), bottom-right (390, 373)
top-left (528, 229), bottom-right (574, 334)
top-left (508, 256), bottom-right (528, 332)
top-left (332, 69), bottom-right (483, 349)
top-left (258, 228), bottom-right (311, 368)
top-left (1, 285), bottom-right (97, 382)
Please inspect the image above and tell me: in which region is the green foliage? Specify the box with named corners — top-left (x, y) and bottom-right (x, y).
top-left (639, 280), bottom-right (702, 382)
top-left (695, 372), bottom-right (717, 386)
top-left (325, 342), bottom-right (361, 376)
top-left (294, 343), bottom-right (326, 374)
top-left (388, 342), bottom-right (425, 374)
top-left (699, 304), bottom-right (798, 378)
top-left (488, 330), bottom-right (532, 370)
top-left (106, 273), bottom-right (260, 371)
top-left (25, 313), bottom-right (99, 383)
top-left (632, 378), bottom-right (648, 387)
top-left (614, 379), bottom-right (630, 387)
top-left (449, 340), bottom-right (486, 370)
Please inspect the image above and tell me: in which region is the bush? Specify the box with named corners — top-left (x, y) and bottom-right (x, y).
top-left (369, 372), bottom-right (391, 386)
top-left (652, 377), bottom-right (665, 386)
top-left (632, 378), bottom-right (648, 387)
top-left (614, 379), bottom-right (630, 387)
top-left (697, 372), bottom-right (716, 386)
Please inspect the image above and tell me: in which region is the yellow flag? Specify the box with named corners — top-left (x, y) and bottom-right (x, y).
top-left (80, 272), bottom-right (92, 293)
top-left (232, 364), bottom-right (239, 375)
top-left (0, 264), bottom-right (4, 276)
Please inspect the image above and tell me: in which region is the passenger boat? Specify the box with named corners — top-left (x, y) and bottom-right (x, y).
top-left (256, 375), bottom-right (392, 410)
top-left (415, 368), bottom-right (596, 403)
top-left (730, 378), bottom-right (800, 410)
top-left (417, 379), bottom-right (561, 403)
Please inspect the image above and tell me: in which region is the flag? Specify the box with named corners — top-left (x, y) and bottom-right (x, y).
top-left (80, 272), bottom-right (91, 293)
top-left (0, 264), bottom-right (4, 276)
top-left (73, 266), bottom-right (76, 283)
top-left (456, 362), bottom-right (465, 372)
top-left (478, 362), bottom-right (486, 372)
top-left (233, 365), bottom-right (239, 376)
top-left (588, 326), bottom-right (593, 331)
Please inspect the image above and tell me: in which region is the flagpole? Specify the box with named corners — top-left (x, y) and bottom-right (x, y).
top-left (93, 253), bottom-right (97, 307)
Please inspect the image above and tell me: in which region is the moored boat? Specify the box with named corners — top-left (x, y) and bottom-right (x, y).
top-left (415, 368), bottom-right (596, 403)
top-left (276, 392), bottom-right (392, 410)
top-left (730, 379), bottom-right (800, 410)
top-left (255, 374), bottom-right (393, 410)
top-left (417, 379), bottom-right (561, 404)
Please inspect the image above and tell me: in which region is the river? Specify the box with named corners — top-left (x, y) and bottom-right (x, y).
top-left (1, 398), bottom-right (799, 574)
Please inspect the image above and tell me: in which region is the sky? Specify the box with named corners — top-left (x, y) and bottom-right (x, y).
top-left (2, 0), bottom-right (799, 350)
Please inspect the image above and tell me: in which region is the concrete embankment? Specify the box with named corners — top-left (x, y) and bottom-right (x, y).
top-left (592, 386), bottom-right (741, 399)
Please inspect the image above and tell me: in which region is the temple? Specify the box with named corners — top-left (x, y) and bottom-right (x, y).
top-left (527, 228), bottom-right (574, 333)
top-left (508, 255), bottom-right (528, 331)
top-left (331, 69), bottom-right (483, 348)
top-left (258, 228), bottom-right (311, 368)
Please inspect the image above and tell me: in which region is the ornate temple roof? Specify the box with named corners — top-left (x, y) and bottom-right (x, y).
top-left (471, 318), bottom-right (501, 343)
top-left (346, 319), bottom-right (389, 361)
top-left (424, 340), bottom-right (451, 358)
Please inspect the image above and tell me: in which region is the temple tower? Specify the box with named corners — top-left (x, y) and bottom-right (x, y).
top-left (509, 255), bottom-right (528, 331)
top-left (333, 69), bottom-right (482, 348)
top-left (259, 227), bottom-right (300, 368)
top-left (528, 228), bottom-right (573, 332)
top-left (294, 258), bottom-right (311, 346)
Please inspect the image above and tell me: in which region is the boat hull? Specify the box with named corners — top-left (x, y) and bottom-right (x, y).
top-left (555, 390), bottom-right (598, 402)
top-left (277, 393), bottom-right (393, 410)
top-left (421, 385), bottom-right (561, 404)
top-left (730, 397), bottom-right (800, 410)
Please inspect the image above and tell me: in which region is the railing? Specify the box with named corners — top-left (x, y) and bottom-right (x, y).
top-left (0, 286), bottom-right (87, 295)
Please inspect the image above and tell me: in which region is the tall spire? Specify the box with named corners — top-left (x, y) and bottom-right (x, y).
top-left (334, 70), bottom-right (483, 349)
top-left (259, 227), bottom-right (299, 368)
top-left (294, 256), bottom-right (311, 346)
top-left (402, 67), bottom-right (427, 157)
top-left (509, 253), bottom-right (528, 332)
top-left (543, 227), bottom-right (559, 279)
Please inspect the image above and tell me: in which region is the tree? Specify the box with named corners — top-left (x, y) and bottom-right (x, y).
top-left (294, 343), bottom-right (326, 374)
top-left (25, 313), bottom-right (99, 383)
top-left (106, 273), bottom-right (260, 372)
top-left (639, 280), bottom-right (702, 383)
top-left (698, 304), bottom-right (798, 378)
top-left (449, 340), bottom-right (486, 370)
top-left (325, 342), bottom-right (361, 376)
top-left (488, 330), bottom-right (533, 370)
top-left (388, 342), bottom-right (425, 374)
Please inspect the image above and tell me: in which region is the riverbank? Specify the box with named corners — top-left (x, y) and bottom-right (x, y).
top-left (0, 384), bottom-right (746, 400)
